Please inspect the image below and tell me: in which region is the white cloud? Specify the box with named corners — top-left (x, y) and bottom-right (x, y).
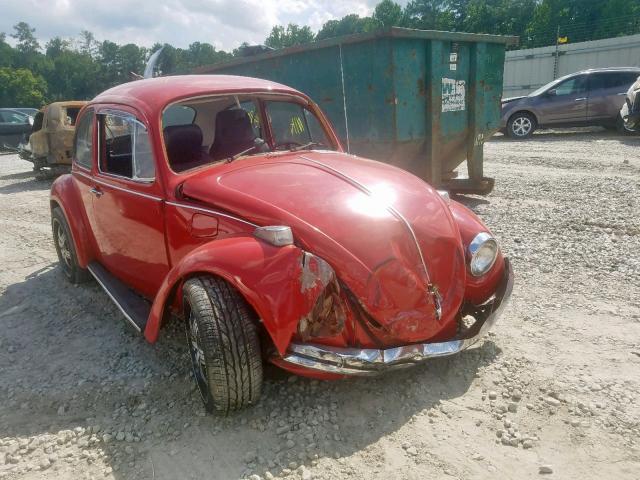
top-left (0, 0), bottom-right (408, 51)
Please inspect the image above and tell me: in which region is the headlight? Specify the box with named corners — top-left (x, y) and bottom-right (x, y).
top-left (469, 232), bottom-right (498, 277)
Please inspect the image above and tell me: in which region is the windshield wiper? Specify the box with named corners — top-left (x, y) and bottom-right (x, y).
top-left (226, 138), bottom-right (268, 163)
top-left (291, 141), bottom-right (324, 152)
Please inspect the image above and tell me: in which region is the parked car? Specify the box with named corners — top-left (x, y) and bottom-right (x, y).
top-left (50, 76), bottom-right (513, 414)
top-left (0, 108), bottom-right (33, 150)
top-left (501, 67), bottom-right (640, 138)
top-left (13, 107), bottom-right (39, 117)
top-left (20, 101), bottom-right (87, 173)
top-left (620, 74), bottom-right (640, 132)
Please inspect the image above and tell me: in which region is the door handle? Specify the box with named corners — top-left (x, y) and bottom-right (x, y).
top-left (90, 187), bottom-right (104, 197)
top-left (575, 97), bottom-right (587, 101)
top-left (617, 92), bottom-right (627, 96)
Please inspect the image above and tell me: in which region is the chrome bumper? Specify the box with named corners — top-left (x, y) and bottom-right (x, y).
top-left (281, 259), bottom-right (514, 376)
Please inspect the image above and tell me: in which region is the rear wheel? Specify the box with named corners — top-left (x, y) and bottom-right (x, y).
top-left (507, 112), bottom-right (536, 139)
top-left (182, 276), bottom-right (263, 415)
top-left (51, 207), bottom-right (89, 284)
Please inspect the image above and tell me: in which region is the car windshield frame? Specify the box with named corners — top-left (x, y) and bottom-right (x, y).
top-left (161, 92), bottom-right (339, 175)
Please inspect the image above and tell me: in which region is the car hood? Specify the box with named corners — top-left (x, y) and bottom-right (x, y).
top-left (501, 96), bottom-right (527, 104)
top-left (181, 151), bottom-right (467, 344)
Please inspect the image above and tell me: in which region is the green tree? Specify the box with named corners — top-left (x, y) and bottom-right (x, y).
top-left (11, 22), bottom-right (40, 55)
top-left (373, 0), bottom-right (404, 28)
top-left (0, 67), bottom-right (46, 107)
top-left (315, 14), bottom-right (378, 41)
top-left (0, 33), bottom-right (14, 67)
top-left (265, 24), bottom-right (315, 49)
top-left (403, 0), bottom-right (454, 30)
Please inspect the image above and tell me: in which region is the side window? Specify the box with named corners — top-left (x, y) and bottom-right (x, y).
top-left (554, 76), bottom-right (586, 96)
top-left (99, 113), bottom-right (155, 181)
top-left (74, 110), bottom-right (94, 169)
top-left (162, 105), bottom-right (196, 127)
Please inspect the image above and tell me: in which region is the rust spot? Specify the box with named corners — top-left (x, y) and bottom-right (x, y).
top-left (417, 78), bottom-right (426, 97)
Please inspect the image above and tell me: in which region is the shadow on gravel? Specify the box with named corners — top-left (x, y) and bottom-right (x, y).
top-left (0, 170), bottom-right (36, 181)
top-left (0, 177), bottom-right (51, 194)
top-left (0, 262), bottom-right (500, 479)
top-left (491, 128), bottom-right (640, 144)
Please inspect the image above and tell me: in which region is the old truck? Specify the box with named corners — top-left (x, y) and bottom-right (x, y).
top-left (196, 28), bottom-right (518, 195)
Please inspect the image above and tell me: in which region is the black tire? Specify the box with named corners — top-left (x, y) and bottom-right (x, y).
top-left (507, 112), bottom-right (536, 139)
top-left (616, 114), bottom-right (639, 135)
top-left (182, 276), bottom-right (263, 415)
top-left (51, 207), bottom-right (89, 284)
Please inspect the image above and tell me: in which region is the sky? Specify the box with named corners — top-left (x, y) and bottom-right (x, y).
top-left (1, 0), bottom-right (409, 51)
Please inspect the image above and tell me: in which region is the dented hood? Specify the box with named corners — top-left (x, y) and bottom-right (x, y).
top-left (181, 151), bottom-right (466, 344)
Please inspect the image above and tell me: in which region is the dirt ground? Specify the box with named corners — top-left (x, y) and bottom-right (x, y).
top-left (1, 129), bottom-right (639, 480)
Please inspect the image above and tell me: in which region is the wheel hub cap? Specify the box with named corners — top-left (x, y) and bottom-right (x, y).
top-left (512, 117), bottom-right (532, 136)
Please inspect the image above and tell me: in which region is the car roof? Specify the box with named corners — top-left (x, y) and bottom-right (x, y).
top-left (92, 75), bottom-right (306, 120)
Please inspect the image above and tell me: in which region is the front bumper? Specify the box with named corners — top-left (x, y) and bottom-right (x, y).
top-left (281, 258), bottom-right (514, 376)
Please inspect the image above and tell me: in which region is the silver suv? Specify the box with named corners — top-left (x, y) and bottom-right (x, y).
top-left (501, 68), bottom-right (640, 139)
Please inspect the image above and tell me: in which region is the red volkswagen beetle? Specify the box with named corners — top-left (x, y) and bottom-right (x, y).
top-left (50, 75), bottom-right (513, 415)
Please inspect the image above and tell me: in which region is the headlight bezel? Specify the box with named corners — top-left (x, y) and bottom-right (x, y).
top-left (468, 232), bottom-right (499, 277)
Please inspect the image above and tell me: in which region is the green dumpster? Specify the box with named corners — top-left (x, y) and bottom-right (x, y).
top-left (196, 27), bottom-right (517, 194)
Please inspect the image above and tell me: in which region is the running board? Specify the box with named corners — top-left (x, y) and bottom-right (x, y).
top-left (87, 262), bottom-right (150, 333)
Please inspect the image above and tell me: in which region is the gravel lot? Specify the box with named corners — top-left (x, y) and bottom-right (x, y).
top-left (1, 129), bottom-right (639, 479)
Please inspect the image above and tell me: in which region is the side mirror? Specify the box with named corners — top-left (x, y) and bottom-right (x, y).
top-left (546, 89), bottom-right (557, 97)
top-left (254, 137), bottom-right (269, 153)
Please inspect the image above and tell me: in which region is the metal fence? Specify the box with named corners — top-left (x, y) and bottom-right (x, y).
top-left (503, 33), bottom-right (640, 97)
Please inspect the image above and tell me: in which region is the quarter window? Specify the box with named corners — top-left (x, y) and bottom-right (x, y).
top-left (74, 110), bottom-right (94, 169)
top-left (99, 113), bottom-right (155, 181)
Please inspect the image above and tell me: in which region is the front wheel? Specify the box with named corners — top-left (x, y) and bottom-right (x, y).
top-left (616, 114), bottom-right (639, 135)
top-left (507, 112), bottom-right (536, 139)
top-left (182, 276), bottom-right (263, 415)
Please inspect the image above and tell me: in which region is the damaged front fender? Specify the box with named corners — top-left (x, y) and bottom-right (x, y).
top-left (145, 236), bottom-right (343, 355)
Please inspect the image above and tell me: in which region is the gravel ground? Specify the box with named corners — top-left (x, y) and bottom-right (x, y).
top-left (1, 128), bottom-right (639, 479)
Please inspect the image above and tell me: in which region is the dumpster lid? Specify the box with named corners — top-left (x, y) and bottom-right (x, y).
top-left (195, 27), bottom-right (519, 74)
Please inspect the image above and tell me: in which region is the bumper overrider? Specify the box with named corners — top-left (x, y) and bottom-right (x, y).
top-left (281, 259), bottom-right (514, 376)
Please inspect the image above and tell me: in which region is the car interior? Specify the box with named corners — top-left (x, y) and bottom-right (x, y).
top-left (161, 94), bottom-right (333, 173)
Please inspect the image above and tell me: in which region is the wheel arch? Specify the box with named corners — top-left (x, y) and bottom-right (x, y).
top-left (145, 236), bottom-right (322, 356)
top-left (50, 175), bottom-right (93, 268)
top-left (508, 109), bottom-right (538, 126)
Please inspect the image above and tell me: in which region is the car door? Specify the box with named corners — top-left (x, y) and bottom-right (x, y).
top-left (536, 75), bottom-right (588, 125)
top-left (88, 108), bottom-right (169, 299)
top-left (587, 72), bottom-right (640, 122)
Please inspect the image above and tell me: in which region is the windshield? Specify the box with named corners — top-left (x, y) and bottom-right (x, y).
top-left (162, 94), bottom-right (336, 173)
top-left (528, 74), bottom-right (574, 97)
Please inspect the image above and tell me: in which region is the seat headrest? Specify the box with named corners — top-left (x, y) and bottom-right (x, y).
top-left (214, 108), bottom-right (254, 145)
top-left (163, 124), bottom-right (203, 165)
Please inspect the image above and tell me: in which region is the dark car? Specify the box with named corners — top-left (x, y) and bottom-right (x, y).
top-left (0, 108), bottom-right (34, 150)
top-left (501, 68), bottom-right (640, 139)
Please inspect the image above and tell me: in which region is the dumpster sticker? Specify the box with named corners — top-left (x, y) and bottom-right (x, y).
top-left (441, 78), bottom-right (466, 112)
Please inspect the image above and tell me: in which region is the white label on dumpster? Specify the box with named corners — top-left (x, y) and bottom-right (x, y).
top-left (441, 78), bottom-right (466, 112)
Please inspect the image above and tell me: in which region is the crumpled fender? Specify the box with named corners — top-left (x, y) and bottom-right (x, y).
top-left (50, 174), bottom-right (93, 268)
top-left (145, 236), bottom-right (328, 355)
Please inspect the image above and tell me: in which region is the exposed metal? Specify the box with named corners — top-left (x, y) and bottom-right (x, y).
top-left (281, 259), bottom-right (513, 375)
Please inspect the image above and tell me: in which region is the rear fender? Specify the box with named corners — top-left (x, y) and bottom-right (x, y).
top-left (145, 236), bottom-right (332, 355)
top-left (50, 174), bottom-right (93, 267)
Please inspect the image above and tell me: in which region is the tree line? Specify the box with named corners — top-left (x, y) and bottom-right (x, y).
top-left (1, 0), bottom-right (639, 108)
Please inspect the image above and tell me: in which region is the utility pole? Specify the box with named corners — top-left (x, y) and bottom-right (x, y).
top-left (553, 25), bottom-right (560, 79)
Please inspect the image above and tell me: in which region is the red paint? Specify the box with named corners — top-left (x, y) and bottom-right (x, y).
top-left (51, 75), bottom-right (508, 378)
